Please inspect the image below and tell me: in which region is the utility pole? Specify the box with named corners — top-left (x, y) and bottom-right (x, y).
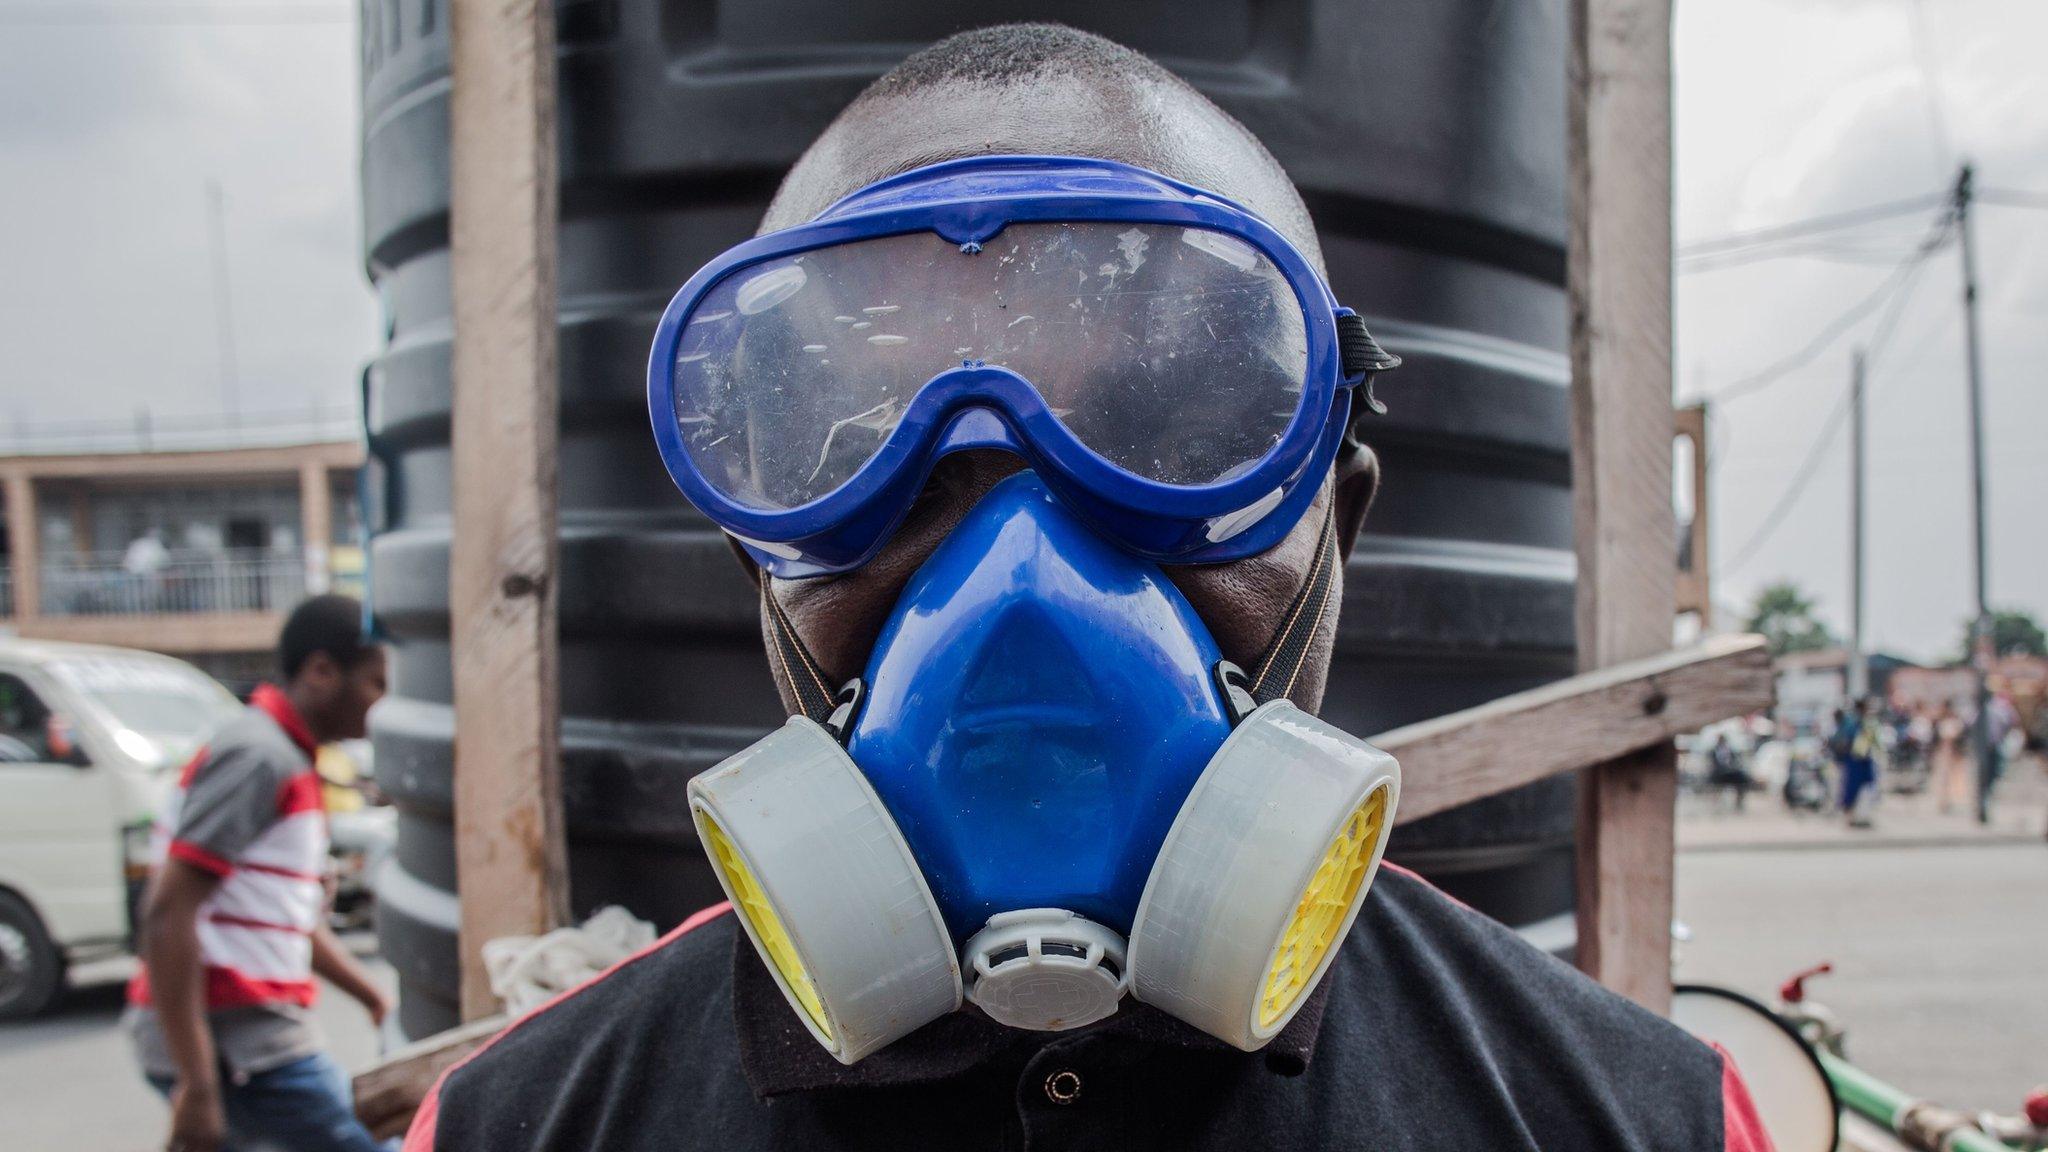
top-left (205, 179), bottom-right (241, 428)
top-left (1955, 163), bottom-right (1994, 824)
top-left (1848, 349), bottom-right (1867, 701)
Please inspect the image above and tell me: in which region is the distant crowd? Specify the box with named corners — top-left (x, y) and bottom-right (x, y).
top-left (1694, 691), bottom-right (2027, 828)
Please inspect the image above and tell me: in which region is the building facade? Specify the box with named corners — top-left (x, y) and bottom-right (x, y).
top-left (0, 441), bottom-right (364, 693)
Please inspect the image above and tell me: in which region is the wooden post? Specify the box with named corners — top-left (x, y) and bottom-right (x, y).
top-left (1567, 0), bottom-right (1677, 1012)
top-left (447, 0), bottom-right (570, 1021)
top-left (4, 471), bottom-right (39, 621)
top-left (299, 461), bottom-right (332, 595)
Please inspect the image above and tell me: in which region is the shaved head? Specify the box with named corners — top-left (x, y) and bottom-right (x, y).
top-left (752, 23), bottom-right (1375, 722)
top-left (761, 24), bottom-right (1325, 273)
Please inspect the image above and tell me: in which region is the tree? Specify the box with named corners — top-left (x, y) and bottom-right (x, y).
top-left (1956, 609), bottom-right (2047, 662)
top-left (1745, 581), bottom-right (1837, 657)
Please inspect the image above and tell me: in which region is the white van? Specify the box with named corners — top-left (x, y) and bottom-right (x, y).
top-left (0, 637), bottom-right (243, 1018)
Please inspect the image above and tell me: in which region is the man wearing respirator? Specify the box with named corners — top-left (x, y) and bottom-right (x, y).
top-left (409, 24), bottom-right (1771, 1152)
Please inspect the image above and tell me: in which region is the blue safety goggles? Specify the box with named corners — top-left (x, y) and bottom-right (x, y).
top-left (647, 155), bottom-right (1398, 578)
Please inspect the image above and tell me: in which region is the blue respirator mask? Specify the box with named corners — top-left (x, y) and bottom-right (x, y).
top-left (653, 157), bottom-right (1403, 1064)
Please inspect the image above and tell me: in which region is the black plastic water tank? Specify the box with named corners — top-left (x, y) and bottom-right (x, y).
top-left (361, 0), bottom-right (1575, 1039)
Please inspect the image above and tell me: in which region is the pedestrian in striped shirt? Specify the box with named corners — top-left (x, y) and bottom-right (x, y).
top-left (127, 594), bottom-right (391, 1152)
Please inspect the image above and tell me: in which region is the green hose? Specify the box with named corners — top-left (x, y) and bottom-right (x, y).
top-left (1818, 1051), bottom-right (2012, 1152)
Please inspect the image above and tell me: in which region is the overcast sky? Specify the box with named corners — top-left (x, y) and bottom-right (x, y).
top-left (1, 0), bottom-right (2041, 662)
top-left (1675, 0), bottom-right (2047, 661)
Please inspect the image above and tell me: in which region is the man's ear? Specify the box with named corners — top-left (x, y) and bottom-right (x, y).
top-left (1332, 421), bottom-right (1380, 561)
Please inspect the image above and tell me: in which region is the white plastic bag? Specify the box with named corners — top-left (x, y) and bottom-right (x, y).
top-left (482, 905), bottom-right (657, 1015)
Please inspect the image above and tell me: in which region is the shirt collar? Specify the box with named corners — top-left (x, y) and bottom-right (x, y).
top-left (731, 932), bottom-right (1333, 1097)
top-left (250, 684), bottom-right (319, 761)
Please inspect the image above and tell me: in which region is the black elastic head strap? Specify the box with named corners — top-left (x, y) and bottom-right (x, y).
top-left (1238, 316), bottom-right (1384, 706)
top-left (1245, 505), bottom-right (1340, 707)
top-left (761, 581), bottom-right (839, 725)
top-left (1336, 313), bottom-right (1400, 416)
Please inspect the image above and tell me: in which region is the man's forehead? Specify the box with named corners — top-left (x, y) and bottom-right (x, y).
top-left (762, 73), bottom-right (1324, 269)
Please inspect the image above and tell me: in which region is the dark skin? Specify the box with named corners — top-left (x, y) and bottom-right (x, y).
top-left (747, 70), bottom-right (1379, 716)
top-left (146, 646), bottom-right (389, 1152)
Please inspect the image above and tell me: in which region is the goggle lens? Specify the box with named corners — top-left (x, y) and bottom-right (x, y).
top-left (670, 221), bottom-right (1310, 512)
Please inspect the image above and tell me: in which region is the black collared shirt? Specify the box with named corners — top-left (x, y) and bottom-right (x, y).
top-left (408, 867), bottom-right (1768, 1150)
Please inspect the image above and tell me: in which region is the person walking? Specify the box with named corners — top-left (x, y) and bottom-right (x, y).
top-left (1986, 692), bottom-right (2020, 799)
top-left (1931, 700), bottom-right (1970, 813)
top-left (127, 594), bottom-right (392, 1152)
top-left (1835, 699), bottom-right (1880, 828)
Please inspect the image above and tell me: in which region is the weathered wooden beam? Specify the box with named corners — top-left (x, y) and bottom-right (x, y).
top-left (1383, 634), bottom-right (1770, 825)
top-left (1567, 0), bottom-right (1678, 1011)
top-left (447, 0), bottom-right (570, 1022)
top-left (354, 1015), bottom-right (506, 1140)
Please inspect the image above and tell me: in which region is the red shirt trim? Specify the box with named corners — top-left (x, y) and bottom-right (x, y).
top-left (207, 911), bottom-right (313, 936)
top-left (238, 858), bottom-right (324, 882)
top-left (1714, 1044), bottom-right (1778, 1152)
top-left (1378, 859), bottom-right (1478, 913)
top-left (168, 839), bottom-right (235, 878)
top-left (250, 684), bottom-right (319, 761)
top-left (275, 769), bottom-right (325, 818)
top-left (127, 965), bottom-right (319, 1010)
top-left (403, 901), bottom-right (735, 1152)
top-left (177, 746), bottom-right (211, 790)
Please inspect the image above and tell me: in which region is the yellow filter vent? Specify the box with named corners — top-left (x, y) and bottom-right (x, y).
top-left (701, 812), bottom-right (832, 1041)
top-left (1259, 785), bottom-right (1389, 1029)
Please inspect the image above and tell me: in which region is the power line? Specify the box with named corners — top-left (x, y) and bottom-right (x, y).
top-left (1677, 193), bottom-right (1947, 260)
top-left (1978, 188), bottom-right (2048, 209)
top-left (1679, 226), bottom-right (1944, 274)
top-left (1697, 213), bottom-right (1952, 404)
top-left (1720, 227), bottom-right (1941, 575)
top-left (1722, 390), bottom-right (1854, 576)
top-left (1864, 303), bottom-right (1959, 419)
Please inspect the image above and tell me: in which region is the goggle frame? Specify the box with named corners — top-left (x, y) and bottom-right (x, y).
top-left (647, 155), bottom-right (1369, 577)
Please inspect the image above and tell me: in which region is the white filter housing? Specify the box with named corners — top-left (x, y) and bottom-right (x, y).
top-left (1128, 700), bottom-right (1400, 1050)
top-left (688, 717), bottom-right (961, 1064)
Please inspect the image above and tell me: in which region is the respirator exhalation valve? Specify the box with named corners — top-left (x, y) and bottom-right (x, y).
top-left (961, 908), bottom-right (1131, 1032)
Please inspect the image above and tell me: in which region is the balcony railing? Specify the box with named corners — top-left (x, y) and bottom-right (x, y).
top-left (36, 550), bottom-right (308, 617)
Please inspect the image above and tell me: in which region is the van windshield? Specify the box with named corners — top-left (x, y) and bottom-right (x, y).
top-left (47, 657), bottom-right (241, 741)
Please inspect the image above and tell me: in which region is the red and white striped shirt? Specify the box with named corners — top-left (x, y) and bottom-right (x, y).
top-left (127, 685), bottom-right (330, 1073)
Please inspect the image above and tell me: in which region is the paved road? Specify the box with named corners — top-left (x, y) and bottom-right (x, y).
top-left (0, 950), bottom-right (392, 1152)
top-left (1676, 842), bottom-right (2048, 1117)
top-left (4, 845), bottom-right (2040, 1149)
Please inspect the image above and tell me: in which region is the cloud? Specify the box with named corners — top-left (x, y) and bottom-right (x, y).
top-left (0, 22), bottom-right (375, 427)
